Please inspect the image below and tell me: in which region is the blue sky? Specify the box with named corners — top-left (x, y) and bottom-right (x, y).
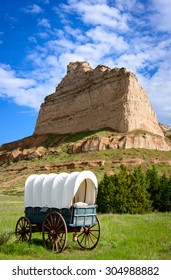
top-left (0, 0), bottom-right (171, 145)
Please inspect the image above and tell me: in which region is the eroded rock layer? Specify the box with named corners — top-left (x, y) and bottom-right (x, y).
top-left (34, 61), bottom-right (163, 136)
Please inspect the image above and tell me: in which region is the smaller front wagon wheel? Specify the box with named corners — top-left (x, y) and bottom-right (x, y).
top-left (15, 216), bottom-right (32, 242)
top-left (77, 215), bottom-right (100, 250)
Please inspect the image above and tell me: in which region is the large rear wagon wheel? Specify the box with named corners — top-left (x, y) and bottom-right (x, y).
top-left (77, 215), bottom-right (100, 250)
top-left (15, 216), bottom-right (32, 242)
top-left (42, 212), bottom-right (67, 253)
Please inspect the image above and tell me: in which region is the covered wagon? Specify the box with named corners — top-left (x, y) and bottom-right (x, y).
top-left (15, 171), bottom-right (100, 252)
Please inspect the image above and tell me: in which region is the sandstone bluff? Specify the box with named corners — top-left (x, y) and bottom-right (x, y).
top-left (34, 61), bottom-right (163, 137)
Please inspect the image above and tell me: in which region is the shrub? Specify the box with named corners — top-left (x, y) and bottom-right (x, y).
top-left (97, 165), bottom-right (151, 214)
top-left (146, 166), bottom-right (160, 210)
top-left (0, 231), bottom-right (16, 246)
top-left (158, 174), bottom-right (171, 212)
top-left (97, 174), bottom-right (114, 213)
top-left (146, 166), bottom-right (171, 212)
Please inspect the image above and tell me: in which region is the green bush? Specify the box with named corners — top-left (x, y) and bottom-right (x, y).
top-left (158, 174), bottom-right (171, 212)
top-left (146, 167), bottom-right (171, 212)
top-left (97, 165), bottom-right (151, 214)
top-left (97, 165), bottom-right (171, 214)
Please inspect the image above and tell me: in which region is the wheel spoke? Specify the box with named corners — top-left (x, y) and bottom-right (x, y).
top-left (80, 232), bottom-right (86, 245)
top-left (89, 230), bottom-right (98, 239)
top-left (44, 224), bottom-right (52, 232)
top-left (56, 216), bottom-right (60, 228)
top-left (89, 232), bottom-right (96, 245)
top-left (18, 223), bottom-right (22, 230)
top-left (55, 222), bottom-right (64, 232)
top-left (84, 234), bottom-right (88, 247)
top-left (50, 214), bottom-right (53, 225)
top-left (47, 217), bottom-right (52, 228)
top-left (77, 231), bottom-right (84, 238)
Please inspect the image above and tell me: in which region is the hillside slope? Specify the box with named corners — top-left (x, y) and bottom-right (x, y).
top-left (0, 128), bottom-right (171, 196)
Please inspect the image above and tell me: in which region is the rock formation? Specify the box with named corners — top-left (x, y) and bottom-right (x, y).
top-left (67, 134), bottom-right (170, 153)
top-left (0, 131), bottom-right (170, 166)
top-left (34, 61), bottom-right (163, 136)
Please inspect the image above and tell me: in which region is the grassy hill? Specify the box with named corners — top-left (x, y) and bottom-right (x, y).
top-left (0, 129), bottom-right (171, 196)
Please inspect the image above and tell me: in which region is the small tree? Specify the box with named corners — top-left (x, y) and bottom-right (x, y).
top-left (146, 166), bottom-right (160, 210)
top-left (128, 167), bottom-right (151, 214)
top-left (97, 174), bottom-right (115, 213)
top-left (157, 174), bottom-right (171, 212)
top-left (112, 165), bottom-right (131, 213)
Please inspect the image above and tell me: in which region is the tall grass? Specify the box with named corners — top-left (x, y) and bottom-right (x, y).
top-left (0, 195), bottom-right (171, 260)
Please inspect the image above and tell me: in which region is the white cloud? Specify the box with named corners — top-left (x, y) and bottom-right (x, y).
top-left (44, 55), bottom-right (59, 67)
top-left (22, 4), bottom-right (43, 14)
top-left (87, 26), bottom-right (129, 52)
top-left (115, 0), bottom-right (144, 12)
top-left (62, 1), bottom-right (130, 31)
top-left (28, 36), bottom-right (37, 44)
top-left (0, 31), bottom-right (3, 44)
top-left (38, 32), bottom-right (49, 39)
top-left (0, 64), bottom-right (41, 109)
top-left (38, 18), bottom-right (51, 28)
top-left (0, 65), bottom-right (35, 89)
top-left (141, 64), bottom-right (171, 126)
top-left (46, 38), bottom-right (76, 53)
top-left (151, 0), bottom-right (171, 32)
top-left (64, 26), bottom-right (86, 42)
top-left (115, 53), bottom-right (149, 74)
top-left (0, 63), bottom-right (63, 110)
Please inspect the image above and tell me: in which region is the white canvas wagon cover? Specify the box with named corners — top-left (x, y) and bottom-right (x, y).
top-left (24, 171), bottom-right (98, 209)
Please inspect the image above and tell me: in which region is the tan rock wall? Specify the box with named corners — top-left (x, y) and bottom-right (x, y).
top-left (34, 61), bottom-right (163, 137)
top-left (67, 134), bottom-right (171, 153)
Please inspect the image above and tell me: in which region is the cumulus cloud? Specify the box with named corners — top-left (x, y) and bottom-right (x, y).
top-left (151, 0), bottom-right (171, 32)
top-left (22, 4), bottom-right (43, 14)
top-left (0, 64), bottom-right (38, 108)
top-left (60, 0), bottom-right (130, 31)
top-left (87, 26), bottom-right (129, 52)
top-left (38, 18), bottom-right (51, 28)
top-left (0, 63), bottom-right (62, 110)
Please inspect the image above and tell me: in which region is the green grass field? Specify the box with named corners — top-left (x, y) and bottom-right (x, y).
top-left (0, 195), bottom-right (171, 260)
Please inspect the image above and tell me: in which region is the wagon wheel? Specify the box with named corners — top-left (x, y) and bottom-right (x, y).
top-left (15, 216), bottom-right (32, 242)
top-left (77, 215), bottom-right (100, 250)
top-left (42, 212), bottom-right (67, 253)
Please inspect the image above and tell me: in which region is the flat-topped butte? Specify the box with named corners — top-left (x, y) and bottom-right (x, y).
top-left (35, 61), bottom-right (163, 136)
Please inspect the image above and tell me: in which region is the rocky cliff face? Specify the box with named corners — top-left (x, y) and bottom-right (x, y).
top-left (68, 134), bottom-right (171, 153)
top-left (34, 61), bottom-right (163, 136)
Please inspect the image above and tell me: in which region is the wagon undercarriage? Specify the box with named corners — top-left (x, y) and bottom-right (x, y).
top-left (15, 210), bottom-right (100, 253)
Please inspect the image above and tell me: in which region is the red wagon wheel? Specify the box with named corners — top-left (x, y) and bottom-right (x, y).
top-left (42, 212), bottom-right (67, 253)
top-left (77, 215), bottom-right (100, 250)
top-left (15, 216), bottom-right (32, 242)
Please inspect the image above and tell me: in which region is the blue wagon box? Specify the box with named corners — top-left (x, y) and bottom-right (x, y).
top-left (72, 205), bottom-right (97, 226)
